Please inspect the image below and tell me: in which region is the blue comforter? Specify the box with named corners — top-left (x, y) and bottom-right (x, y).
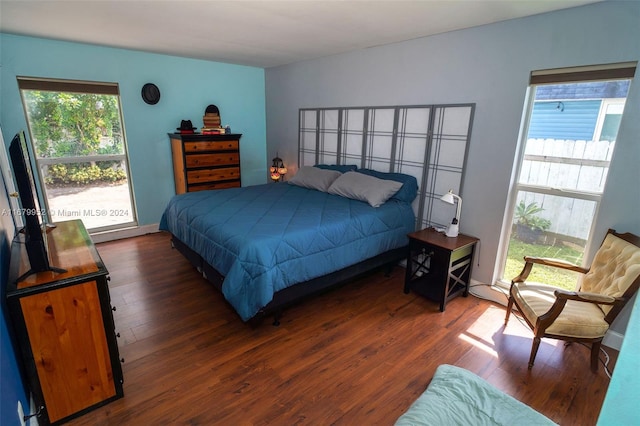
top-left (159, 183), bottom-right (415, 321)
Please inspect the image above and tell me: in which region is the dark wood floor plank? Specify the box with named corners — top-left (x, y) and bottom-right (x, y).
top-left (65, 232), bottom-right (617, 426)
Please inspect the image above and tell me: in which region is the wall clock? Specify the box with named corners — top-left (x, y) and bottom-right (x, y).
top-left (141, 83), bottom-right (160, 105)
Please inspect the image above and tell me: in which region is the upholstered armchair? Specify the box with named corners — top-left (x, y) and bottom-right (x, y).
top-left (505, 229), bottom-right (640, 372)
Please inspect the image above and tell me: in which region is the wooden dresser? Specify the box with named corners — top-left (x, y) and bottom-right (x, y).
top-left (6, 219), bottom-right (123, 425)
top-left (169, 133), bottom-right (242, 194)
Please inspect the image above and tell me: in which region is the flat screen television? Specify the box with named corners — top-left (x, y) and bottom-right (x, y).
top-left (8, 131), bottom-right (63, 279)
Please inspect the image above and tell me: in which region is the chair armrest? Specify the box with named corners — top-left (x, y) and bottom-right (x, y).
top-left (511, 257), bottom-right (588, 283)
top-left (524, 257), bottom-right (589, 273)
top-left (554, 289), bottom-right (618, 305)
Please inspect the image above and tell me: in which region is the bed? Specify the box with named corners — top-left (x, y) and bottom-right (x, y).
top-left (159, 167), bottom-right (417, 324)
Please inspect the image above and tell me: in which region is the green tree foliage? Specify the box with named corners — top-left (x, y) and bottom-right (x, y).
top-left (22, 90), bottom-right (126, 185)
top-left (23, 90), bottom-right (123, 157)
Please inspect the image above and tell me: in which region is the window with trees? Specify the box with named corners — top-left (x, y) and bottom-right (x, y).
top-left (18, 77), bottom-right (136, 232)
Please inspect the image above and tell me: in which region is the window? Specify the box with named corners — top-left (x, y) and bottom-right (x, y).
top-left (498, 63), bottom-right (636, 289)
top-left (18, 77), bottom-right (136, 232)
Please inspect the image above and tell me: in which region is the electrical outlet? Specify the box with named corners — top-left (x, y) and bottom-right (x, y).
top-left (17, 401), bottom-right (26, 426)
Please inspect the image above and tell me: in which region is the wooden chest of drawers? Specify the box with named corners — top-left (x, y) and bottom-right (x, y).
top-left (6, 220), bottom-right (124, 425)
top-left (169, 133), bottom-right (242, 194)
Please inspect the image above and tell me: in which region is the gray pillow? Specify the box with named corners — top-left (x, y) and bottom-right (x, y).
top-left (327, 171), bottom-right (402, 207)
top-left (288, 166), bottom-right (342, 192)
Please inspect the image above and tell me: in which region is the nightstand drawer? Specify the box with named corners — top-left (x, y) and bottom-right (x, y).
top-left (451, 243), bottom-right (473, 263)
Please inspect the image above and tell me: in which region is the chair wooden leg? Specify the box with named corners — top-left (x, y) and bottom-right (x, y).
top-left (528, 337), bottom-right (541, 369)
top-left (505, 297), bottom-right (513, 325)
top-left (591, 340), bottom-right (602, 373)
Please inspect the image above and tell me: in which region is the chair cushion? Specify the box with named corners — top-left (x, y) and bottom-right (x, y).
top-left (581, 233), bottom-right (640, 314)
top-left (511, 282), bottom-right (609, 338)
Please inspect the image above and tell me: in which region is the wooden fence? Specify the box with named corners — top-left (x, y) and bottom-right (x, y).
top-left (517, 138), bottom-right (615, 241)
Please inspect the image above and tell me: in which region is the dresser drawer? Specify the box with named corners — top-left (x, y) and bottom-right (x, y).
top-left (184, 140), bottom-right (239, 152)
top-left (189, 181), bottom-right (241, 191)
top-left (186, 153), bottom-right (239, 168)
top-left (187, 167), bottom-right (240, 184)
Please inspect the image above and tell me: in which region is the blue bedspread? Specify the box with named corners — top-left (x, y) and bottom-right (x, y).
top-left (159, 183), bottom-right (415, 321)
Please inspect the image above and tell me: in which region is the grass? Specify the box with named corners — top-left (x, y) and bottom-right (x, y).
top-left (502, 238), bottom-right (584, 290)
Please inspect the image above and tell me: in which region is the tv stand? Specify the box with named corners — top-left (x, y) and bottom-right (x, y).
top-left (15, 265), bottom-right (67, 283)
top-left (6, 219), bottom-right (124, 424)
top-left (15, 234), bottom-right (67, 282)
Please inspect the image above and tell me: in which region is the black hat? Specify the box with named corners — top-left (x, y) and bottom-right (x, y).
top-left (205, 104), bottom-right (220, 114)
top-left (177, 120), bottom-right (196, 131)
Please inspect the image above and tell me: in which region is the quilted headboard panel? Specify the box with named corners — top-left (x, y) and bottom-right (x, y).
top-left (299, 104), bottom-right (475, 230)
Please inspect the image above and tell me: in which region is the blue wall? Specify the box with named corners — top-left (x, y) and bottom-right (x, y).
top-left (0, 33), bottom-right (267, 424)
top-left (0, 33), bottom-right (267, 226)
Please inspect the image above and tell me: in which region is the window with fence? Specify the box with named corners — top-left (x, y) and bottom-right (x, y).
top-left (499, 63), bottom-right (636, 289)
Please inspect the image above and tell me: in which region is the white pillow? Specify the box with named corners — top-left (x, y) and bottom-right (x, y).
top-left (327, 171), bottom-right (402, 207)
top-left (288, 166), bottom-right (342, 192)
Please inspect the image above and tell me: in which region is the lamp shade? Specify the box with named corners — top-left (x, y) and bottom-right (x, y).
top-left (440, 191), bottom-right (455, 205)
top-left (439, 190), bottom-right (462, 237)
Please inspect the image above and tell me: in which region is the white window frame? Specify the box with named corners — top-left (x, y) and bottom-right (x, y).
top-left (494, 67), bottom-right (634, 289)
top-left (593, 98), bottom-right (626, 142)
top-left (17, 77), bottom-right (137, 233)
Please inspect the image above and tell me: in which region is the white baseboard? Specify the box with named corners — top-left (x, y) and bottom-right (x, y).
top-left (468, 279), bottom-right (623, 351)
top-left (602, 330), bottom-right (623, 351)
top-left (90, 223), bottom-right (160, 243)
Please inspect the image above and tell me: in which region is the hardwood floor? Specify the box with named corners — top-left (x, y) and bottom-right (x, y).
top-left (68, 232), bottom-right (617, 425)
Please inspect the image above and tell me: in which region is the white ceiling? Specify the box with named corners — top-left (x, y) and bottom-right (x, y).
top-left (0, 0), bottom-right (602, 68)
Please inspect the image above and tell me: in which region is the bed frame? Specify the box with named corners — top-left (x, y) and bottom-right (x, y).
top-left (171, 235), bottom-right (406, 326)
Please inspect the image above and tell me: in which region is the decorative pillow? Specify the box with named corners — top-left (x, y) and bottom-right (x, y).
top-left (356, 169), bottom-right (418, 203)
top-left (314, 164), bottom-right (358, 173)
top-left (327, 171), bottom-right (403, 207)
top-left (288, 166), bottom-right (342, 192)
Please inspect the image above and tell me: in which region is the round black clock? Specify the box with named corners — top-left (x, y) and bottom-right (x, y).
top-left (141, 83), bottom-right (160, 105)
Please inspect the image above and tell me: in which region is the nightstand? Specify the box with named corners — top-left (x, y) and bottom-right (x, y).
top-left (404, 227), bottom-right (479, 311)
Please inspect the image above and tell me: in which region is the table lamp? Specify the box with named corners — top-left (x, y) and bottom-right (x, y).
top-left (440, 190), bottom-right (462, 237)
top-left (270, 155), bottom-right (287, 182)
